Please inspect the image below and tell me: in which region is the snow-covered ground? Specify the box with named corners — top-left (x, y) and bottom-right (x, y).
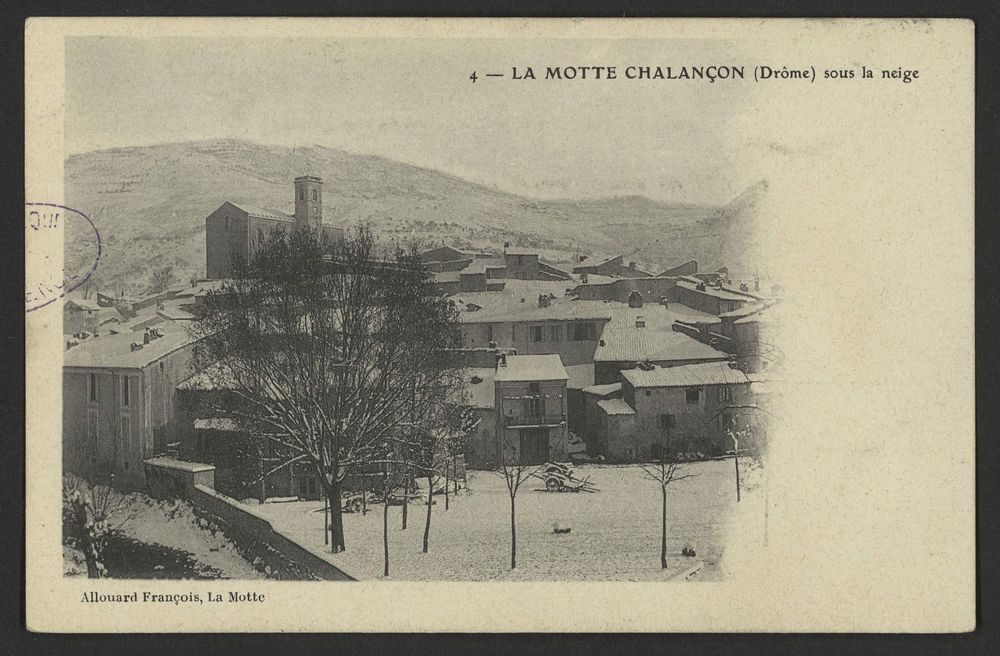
top-left (64, 494), bottom-right (265, 580)
top-left (251, 460), bottom-right (746, 581)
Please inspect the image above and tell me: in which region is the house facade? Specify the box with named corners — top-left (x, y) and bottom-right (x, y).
top-left (493, 354), bottom-right (569, 465)
top-left (458, 298), bottom-right (612, 366)
top-left (589, 361), bottom-right (752, 461)
top-left (62, 329), bottom-right (199, 487)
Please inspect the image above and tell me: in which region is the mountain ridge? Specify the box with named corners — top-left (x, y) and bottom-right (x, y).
top-left (64, 139), bottom-right (765, 294)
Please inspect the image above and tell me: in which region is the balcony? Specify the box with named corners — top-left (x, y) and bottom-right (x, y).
top-left (505, 414), bottom-right (565, 428)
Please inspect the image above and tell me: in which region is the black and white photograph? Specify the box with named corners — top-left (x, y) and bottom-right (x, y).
top-left (56, 32), bottom-right (776, 584)
top-left (24, 17), bottom-right (975, 632)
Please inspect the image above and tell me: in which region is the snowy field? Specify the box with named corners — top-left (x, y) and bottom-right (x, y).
top-left (251, 460), bottom-right (744, 581)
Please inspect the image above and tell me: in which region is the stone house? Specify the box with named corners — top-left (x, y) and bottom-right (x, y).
top-left (457, 297), bottom-right (612, 366)
top-left (493, 354), bottom-right (569, 465)
top-left (62, 327), bottom-right (199, 487)
top-left (673, 278), bottom-right (761, 315)
top-left (591, 361), bottom-right (753, 461)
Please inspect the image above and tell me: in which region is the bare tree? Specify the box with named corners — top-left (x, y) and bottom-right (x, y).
top-left (372, 439), bottom-right (410, 578)
top-left (192, 225), bottom-right (464, 553)
top-left (637, 443), bottom-right (698, 570)
top-left (150, 265), bottom-right (176, 293)
top-left (62, 474), bottom-right (134, 578)
top-left (492, 434), bottom-right (542, 570)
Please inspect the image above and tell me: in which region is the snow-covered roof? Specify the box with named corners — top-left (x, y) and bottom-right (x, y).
top-left (494, 354), bottom-right (568, 382)
top-left (582, 382), bottom-right (622, 396)
top-left (621, 362), bottom-right (751, 389)
top-left (597, 398), bottom-right (635, 416)
top-left (194, 417), bottom-right (241, 431)
top-left (460, 367), bottom-right (496, 409)
top-left (564, 363), bottom-right (595, 390)
top-left (63, 328), bottom-right (197, 370)
top-left (594, 327), bottom-right (728, 364)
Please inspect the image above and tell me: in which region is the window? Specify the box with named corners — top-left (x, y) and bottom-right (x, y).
top-left (571, 322), bottom-right (595, 341)
top-left (686, 388), bottom-right (701, 404)
top-left (121, 376), bottom-right (131, 407)
top-left (548, 325), bottom-right (562, 341)
top-left (531, 326), bottom-right (544, 342)
top-left (312, 189), bottom-right (318, 201)
top-left (658, 414), bottom-right (676, 430)
top-left (225, 216), bottom-right (230, 231)
top-left (524, 383), bottom-right (542, 417)
top-left (159, 362), bottom-right (164, 372)
top-left (645, 390), bottom-right (651, 397)
top-left (88, 373), bottom-right (98, 403)
top-left (299, 188), bottom-right (304, 201)
top-left (511, 325), bottom-right (516, 342)
top-left (718, 385), bottom-right (732, 402)
top-left (484, 324), bottom-right (494, 343)
top-left (298, 475), bottom-right (318, 496)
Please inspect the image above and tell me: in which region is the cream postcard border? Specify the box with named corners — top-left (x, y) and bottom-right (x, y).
top-left (25, 17), bottom-right (975, 633)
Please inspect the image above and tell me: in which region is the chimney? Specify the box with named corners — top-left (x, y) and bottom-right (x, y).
top-left (131, 342), bottom-right (143, 352)
top-left (499, 353), bottom-right (508, 367)
top-left (629, 261), bottom-right (637, 270)
top-left (581, 273), bottom-right (589, 284)
top-left (294, 175), bottom-right (324, 231)
top-left (628, 290), bottom-right (643, 308)
top-left (143, 331), bottom-right (151, 345)
top-left (538, 294), bottom-right (551, 308)
top-left (635, 316), bottom-right (645, 328)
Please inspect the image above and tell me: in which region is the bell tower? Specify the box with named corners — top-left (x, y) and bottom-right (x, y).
top-left (294, 175), bottom-right (323, 231)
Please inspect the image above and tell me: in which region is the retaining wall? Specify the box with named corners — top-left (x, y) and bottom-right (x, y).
top-left (191, 484), bottom-right (361, 581)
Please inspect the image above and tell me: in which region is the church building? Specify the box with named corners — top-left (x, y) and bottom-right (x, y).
top-left (205, 175), bottom-right (345, 279)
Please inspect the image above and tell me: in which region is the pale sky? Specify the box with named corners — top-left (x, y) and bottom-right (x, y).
top-left (66, 36), bottom-right (751, 204)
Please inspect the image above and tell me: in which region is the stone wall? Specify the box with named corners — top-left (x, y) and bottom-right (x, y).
top-left (190, 484), bottom-right (361, 581)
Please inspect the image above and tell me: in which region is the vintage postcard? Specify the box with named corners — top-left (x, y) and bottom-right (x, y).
top-left (25, 18), bottom-right (974, 632)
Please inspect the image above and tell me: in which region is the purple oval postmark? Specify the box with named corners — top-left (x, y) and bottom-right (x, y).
top-left (25, 202), bottom-right (102, 313)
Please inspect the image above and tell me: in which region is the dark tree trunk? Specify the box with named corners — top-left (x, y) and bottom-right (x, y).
top-left (510, 494), bottom-right (517, 570)
top-left (328, 477), bottom-right (346, 553)
top-left (445, 463), bottom-right (450, 511)
top-left (401, 474), bottom-right (409, 530)
top-left (71, 496), bottom-right (102, 578)
top-left (660, 486), bottom-right (668, 569)
top-left (361, 469), bottom-right (368, 515)
top-left (422, 475), bottom-right (433, 553)
top-left (323, 490), bottom-right (329, 546)
top-left (734, 451), bottom-right (741, 502)
top-left (258, 447), bottom-right (266, 504)
top-left (383, 488), bottom-right (390, 577)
